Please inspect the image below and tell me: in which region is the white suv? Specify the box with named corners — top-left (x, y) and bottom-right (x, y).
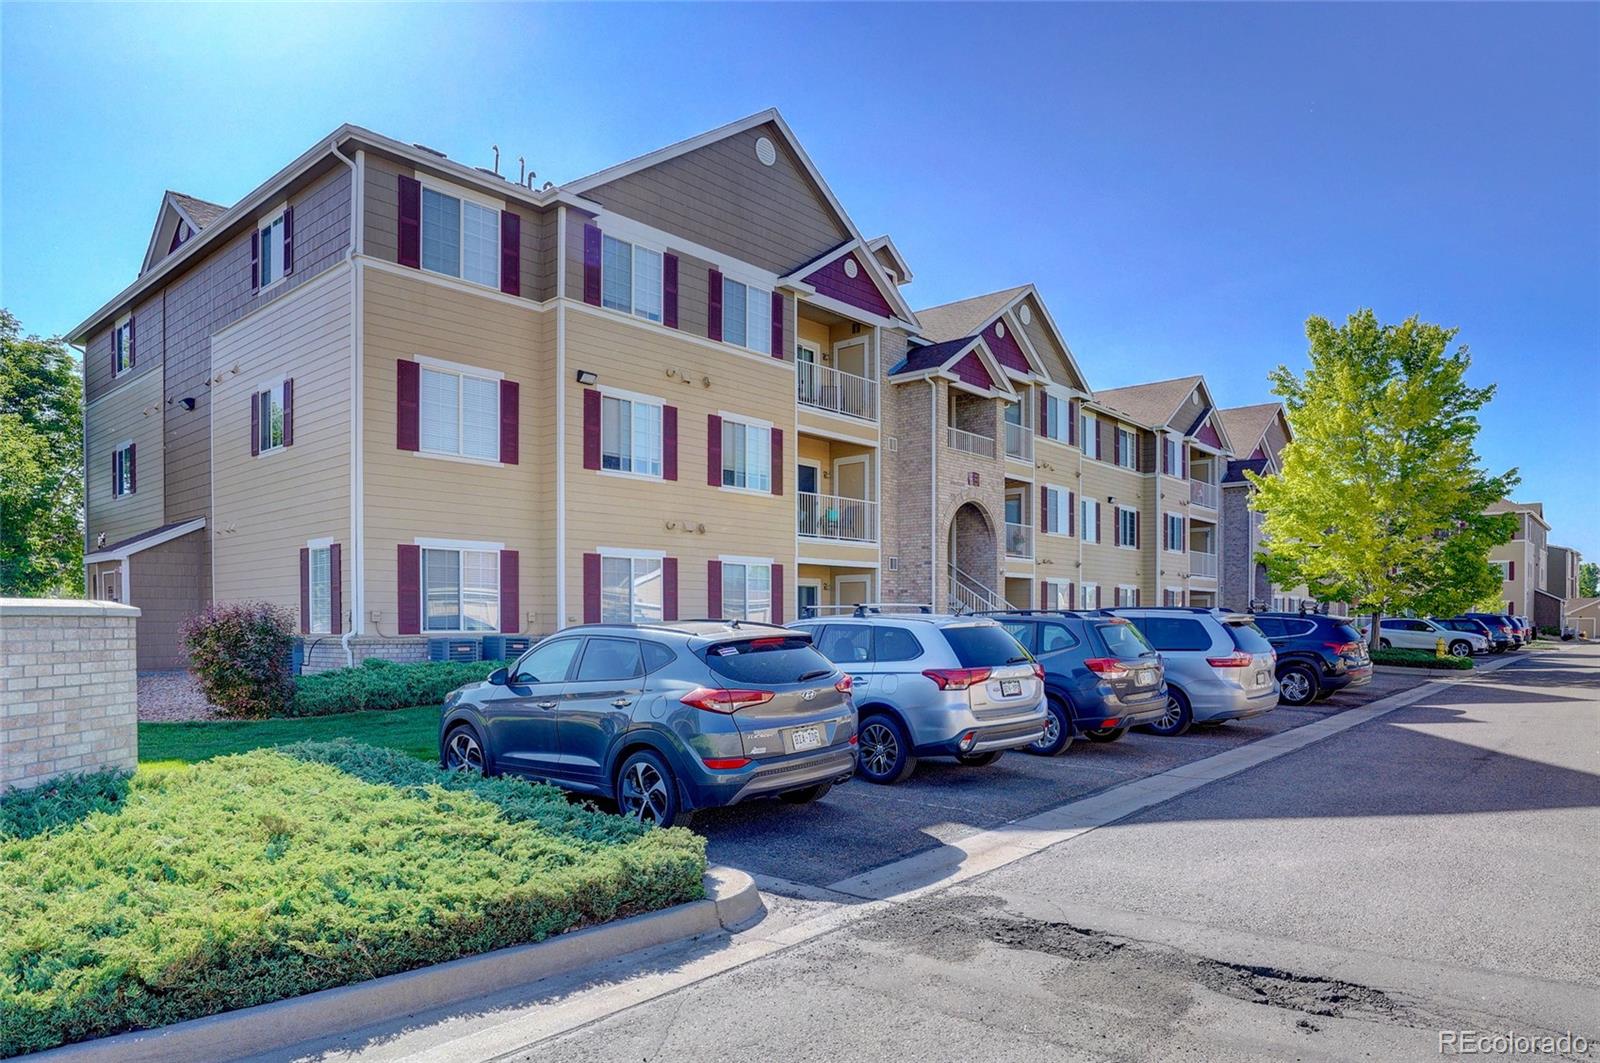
top-left (1360, 617), bottom-right (1487, 657)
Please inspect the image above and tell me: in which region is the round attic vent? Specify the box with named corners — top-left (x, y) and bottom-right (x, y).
top-left (995, 321), bottom-right (1006, 339)
top-left (1019, 304), bottom-right (1032, 325)
top-left (843, 257), bottom-right (859, 278)
top-left (755, 136), bottom-right (777, 166)
top-left (1191, 393), bottom-right (1200, 405)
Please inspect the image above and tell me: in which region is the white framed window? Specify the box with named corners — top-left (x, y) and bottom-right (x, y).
top-left (1163, 587), bottom-right (1184, 607)
top-left (1081, 497), bottom-right (1102, 544)
top-left (722, 277), bottom-right (772, 355)
top-left (1115, 585), bottom-right (1140, 607)
top-left (1116, 506), bottom-right (1139, 548)
top-left (1490, 559), bottom-right (1511, 581)
top-left (113, 316), bottom-right (133, 375)
top-left (721, 417), bottom-right (771, 491)
top-left (421, 185), bottom-right (499, 287)
top-left (721, 560), bottom-right (772, 621)
top-left (258, 382), bottom-right (287, 454)
top-left (257, 210), bottom-right (288, 288)
top-left (601, 392), bottom-right (663, 477)
top-left (1116, 427), bottom-right (1138, 469)
top-left (420, 364), bottom-right (500, 461)
top-left (309, 545), bottom-right (332, 634)
top-left (601, 235), bottom-right (664, 323)
top-left (1041, 394), bottom-right (1070, 442)
top-left (1081, 583), bottom-right (1101, 610)
top-left (1042, 579), bottom-right (1073, 610)
top-left (422, 546), bottom-right (499, 632)
top-left (600, 554), bottom-right (664, 623)
top-left (1042, 486), bottom-right (1072, 536)
top-left (1164, 436), bottom-right (1183, 476)
top-left (1165, 513), bottom-right (1185, 553)
top-left (1081, 411), bottom-right (1100, 459)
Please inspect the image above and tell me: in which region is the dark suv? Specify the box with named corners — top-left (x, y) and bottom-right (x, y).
top-left (984, 611), bottom-right (1167, 755)
top-left (1462, 612), bottom-right (1519, 650)
top-left (1251, 613), bottom-right (1372, 706)
top-left (1435, 616), bottom-right (1507, 653)
top-left (439, 621), bottom-right (857, 828)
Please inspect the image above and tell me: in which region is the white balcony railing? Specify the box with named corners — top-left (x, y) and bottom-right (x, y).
top-left (797, 362), bottom-right (877, 422)
top-left (946, 425), bottom-right (996, 458)
top-left (1191, 550), bottom-right (1218, 578)
top-left (1004, 422), bottom-right (1034, 462)
top-left (1005, 521), bottom-right (1033, 559)
top-left (797, 491), bottom-right (878, 543)
top-left (1191, 479), bottom-right (1219, 510)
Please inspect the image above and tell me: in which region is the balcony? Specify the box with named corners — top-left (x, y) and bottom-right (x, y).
top-left (1190, 479), bottom-right (1219, 510)
top-left (798, 362), bottom-right (877, 422)
top-left (1004, 422), bottom-right (1034, 462)
top-left (798, 491), bottom-right (878, 543)
top-left (947, 425), bottom-right (996, 458)
top-left (1191, 550), bottom-right (1218, 579)
top-left (1005, 521), bottom-right (1033, 559)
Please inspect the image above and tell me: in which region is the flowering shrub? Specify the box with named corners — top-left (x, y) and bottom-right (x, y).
top-left (180, 601), bottom-right (297, 718)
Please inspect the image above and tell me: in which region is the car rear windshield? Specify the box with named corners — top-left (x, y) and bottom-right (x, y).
top-left (1225, 621), bottom-right (1275, 654)
top-left (1331, 623), bottom-right (1364, 644)
top-left (1096, 621), bottom-right (1153, 658)
top-left (942, 624), bottom-right (1032, 667)
top-left (701, 637), bottom-right (836, 685)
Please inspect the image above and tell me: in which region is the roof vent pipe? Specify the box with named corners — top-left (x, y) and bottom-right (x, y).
top-left (492, 144), bottom-right (500, 175)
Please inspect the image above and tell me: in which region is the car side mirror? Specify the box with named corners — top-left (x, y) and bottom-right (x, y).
top-left (488, 667), bottom-right (509, 686)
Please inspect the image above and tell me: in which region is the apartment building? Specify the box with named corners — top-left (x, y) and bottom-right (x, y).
top-left (1541, 543), bottom-right (1581, 631)
top-left (1486, 500), bottom-right (1551, 621)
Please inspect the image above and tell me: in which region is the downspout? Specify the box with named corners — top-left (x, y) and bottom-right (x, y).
top-left (555, 207), bottom-right (568, 626)
top-left (73, 342), bottom-right (89, 597)
top-left (1154, 431), bottom-right (1164, 606)
top-left (331, 143), bottom-right (362, 666)
top-left (930, 380), bottom-right (938, 610)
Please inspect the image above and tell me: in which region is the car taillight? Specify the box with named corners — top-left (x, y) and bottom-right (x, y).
top-left (835, 674), bottom-right (853, 694)
top-left (1032, 664), bottom-right (1045, 681)
top-left (1084, 658), bottom-right (1131, 678)
top-left (1325, 641), bottom-right (1363, 656)
top-left (679, 687), bottom-right (773, 713)
top-left (701, 756), bottom-right (751, 770)
top-left (1206, 651), bottom-right (1254, 668)
top-left (922, 667), bottom-right (992, 690)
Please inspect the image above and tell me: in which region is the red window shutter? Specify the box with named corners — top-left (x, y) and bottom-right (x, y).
top-left (707, 269), bottom-right (723, 341)
top-left (396, 359), bottom-right (420, 451)
top-left (1039, 580), bottom-right (1048, 609)
top-left (397, 544), bottom-right (421, 635)
top-left (770, 428), bottom-right (783, 496)
top-left (1182, 447), bottom-right (1189, 480)
top-left (128, 315), bottom-right (136, 368)
top-left (1100, 419), bottom-right (1111, 462)
top-left (1162, 438), bottom-right (1169, 475)
top-left (250, 392), bottom-right (260, 456)
top-left (1134, 511), bottom-right (1140, 548)
top-left (397, 175), bottom-right (421, 268)
top-left (1114, 427), bottom-right (1123, 466)
top-left (771, 563), bottom-right (785, 623)
top-left (282, 205), bottom-right (295, 275)
top-left (250, 229), bottom-right (260, 291)
top-left (500, 380), bottom-right (519, 464)
top-left (112, 450), bottom-right (121, 497)
top-left (582, 224), bottom-right (602, 305)
top-left (663, 557), bottom-right (679, 621)
top-left (300, 548), bottom-right (311, 634)
top-left (1163, 516), bottom-right (1169, 552)
top-left (500, 550), bottom-right (519, 633)
top-left (1068, 491), bottom-right (1076, 537)
top-left (663, 253), bottom-right (679, 328)
top-left (329, 543), bottom-right (343, 635)
top-left (282, 378), bottom-right (295, 446)
top-left (582, 552), bottom-right (601, 623)
top-left (582, 388), bottom-right (601, 470)
top-left (707, 414), bottom-right (723, 486)
top-left (1039, 486), bottom-right (1049, 533)
top-left (1069, 582), bottom-right (1076, 609)
top-left (1508, 561), bottom-right (1515, 580)
top-left (707, 560), bottom-right (723, 616)
top-left (128, 444), bottom-right (136, 493)
top-left (500, 211), bottom-right (521, 296)
top-left (1099, 503), bottom-right (1105, 543)
top-left (663, 405), bottom-right (678, 480)
top-left (1134, 587), bottom-right (1141, 607)
top-left (771, 291), bottom-right (785, 359)
top-left (1068, 399), bottom-right (1079, 446)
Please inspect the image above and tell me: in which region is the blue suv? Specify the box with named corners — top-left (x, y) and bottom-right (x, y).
top-left (1251, 612), bottom-right (1372, 706)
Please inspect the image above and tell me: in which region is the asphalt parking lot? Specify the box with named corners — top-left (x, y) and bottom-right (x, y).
top-left (694, 666), bottom-right (1433, 890)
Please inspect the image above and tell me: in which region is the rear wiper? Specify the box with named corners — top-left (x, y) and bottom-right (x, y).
top-left (1139, 650), bottom-right (1159, 658)
top-left (798, 668), bottom-right (832, 682)
top-left (1006, 655), bottom-right (1030, 665)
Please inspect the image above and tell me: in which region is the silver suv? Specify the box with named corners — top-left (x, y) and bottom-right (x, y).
top-left (1103, 607), bottom-right (1279, 736)
top-left (790, 607), bottom-right (1047, 784)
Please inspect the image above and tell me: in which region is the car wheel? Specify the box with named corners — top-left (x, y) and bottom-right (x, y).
top-left (442, 724), bottom-right (488, 775)
top-left (1277, 664), bottom-right (1318, 706)
top-left (1084, 725), bottom-right (1127, 743)
top-left (779, 782), bottom-right (833, 804)
top-left (857, 714), bottom-right (917, 785)
top-left (1448, 640), bottom-right (1472, 658)
top-left (616, 750), bottom-right (687, 829)
top-left (1026, 698), bottom-right (1074, 757)
top-left (1378, 638), bottom-right (1392, 650)
top-left (956, 750), bottom-right (1004, 766)
top-left (1143, 687), bottom-right (1194, 737)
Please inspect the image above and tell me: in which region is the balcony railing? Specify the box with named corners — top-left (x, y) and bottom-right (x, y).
top-left (797, 491), bottom-right (878, 543)
top-left (1191, 550), bottom-right (1218, 579)
top-left (797, 362), bottom-right (877, 422)
top-left (947, 425), bottom-right (996, 458)
top-left (1191, 479), bottom-right (1219, 510)
top-left (1005, 521), bottom-right (1033, 559)
top-left (1004, 422), bottom-right (1034, 462)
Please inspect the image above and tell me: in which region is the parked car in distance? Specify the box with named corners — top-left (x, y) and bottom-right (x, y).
top-left (1458, 612), bottom-right (1518, 651)
top-left (790, 607), bottom-right (1048, 784)
top-left (1100, 607), bottom-right (1280, 736)
top-left (439, 621), bottom-right (857, 828)
top-left (1434, 616), bottom-right (1507, 654)
top-left (1358, 616), bottom-right (1487, 657)
top-left (1513, 615), bottom-right (1535, 643)
top-left (980, 610), bottom-right (1168, 755)
top-left (1251, 613), bottom-right (1372, 706)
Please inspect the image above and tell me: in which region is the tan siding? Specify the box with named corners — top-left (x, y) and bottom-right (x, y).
top-left (1078, 458), bottom-right (1144, 592)
top-left (211, 269), bottom-right (353, 616)
top-left (1014, 294), bottom-right (1086, 392)
top-left (364, 153), bottom-right (403, 264)
top-left (85, 371), bottom-right (164, 546)
top-left (128, 530), bottom-right (206, 669)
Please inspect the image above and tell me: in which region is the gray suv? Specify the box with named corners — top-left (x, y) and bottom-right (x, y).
top-left (1102, 607), bottom-right (1280, 736)
top-left (439, 621), bottom-right (857, 828)
top-left (790, 608), bottom-right (1047, 784)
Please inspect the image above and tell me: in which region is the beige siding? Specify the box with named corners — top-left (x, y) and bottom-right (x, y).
top-left (85, 370), bottom-right (164, 546)
top-left (1078, 457), bottom-right (1145, 593)
top-left (211, 268), bottom-right (353, 616)
top-left (1013, 294), bottom-right (1087, 392)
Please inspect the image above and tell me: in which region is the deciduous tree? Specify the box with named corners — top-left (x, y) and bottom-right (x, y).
top-left (1580, 561), bottom-right (1598, 598)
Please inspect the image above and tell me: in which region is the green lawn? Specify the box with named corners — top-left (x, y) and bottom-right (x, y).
top-left (138, 705), bottom-right (441, 768)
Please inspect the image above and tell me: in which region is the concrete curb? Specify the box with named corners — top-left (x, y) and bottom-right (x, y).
top-left (32, 866), bottom-right (762, 1063)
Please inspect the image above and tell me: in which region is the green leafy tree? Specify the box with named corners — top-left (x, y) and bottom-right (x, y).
top-left (1580, 561), bottom-right (1599, 598)
top-left (1248, 310), bottom-right (1518, 646)
top-left (1, 310), bottom-right (84, 596)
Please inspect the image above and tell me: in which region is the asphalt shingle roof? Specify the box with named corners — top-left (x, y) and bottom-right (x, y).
top-left (1093, 375), bottom-right (1204, 429)
top-left (914, 286), bottom-right (1028, 343)
top-left (889, 338), bottom-right (977, 376)
top-left (170, 191), bottom-right (227, 229)
top-left (1218, 403), bottom-right (1284, 455)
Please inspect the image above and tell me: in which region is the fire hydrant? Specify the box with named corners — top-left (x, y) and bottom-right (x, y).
top-left (1436, 637), bottom-right (1448, 659)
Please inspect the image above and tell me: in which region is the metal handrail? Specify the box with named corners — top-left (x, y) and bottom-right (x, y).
top-left (797, 362), bottom-right (877, 421)
top-left (797, 491), bottom-right (878, 542)
top-left (947, 425), bottom-right (996, 458)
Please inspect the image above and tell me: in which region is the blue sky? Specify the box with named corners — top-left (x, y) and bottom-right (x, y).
top-left (4, 2), bottom-right (1596, 556)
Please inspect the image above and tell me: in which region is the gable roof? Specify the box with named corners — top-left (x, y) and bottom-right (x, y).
top-left (140, 189), bottom-right (231, 275)
top-left (888, 336), bottom-right (1015, 397)
top-left (866, 234), bottom-right (913, 284)
top-left (1224, 456), bottom-right (1272, 485)
top-left (171, 192), bottom-right (226, 229)
top-left (1093, 375), bottom-right (1205, 429)
top-left (1218, 402), bottom-right (1286, 455)
top-left (915, 286), bottom-right (1030, 344)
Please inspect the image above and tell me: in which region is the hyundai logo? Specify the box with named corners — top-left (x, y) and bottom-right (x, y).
top-left (802, 689), bottom-right (817, 701)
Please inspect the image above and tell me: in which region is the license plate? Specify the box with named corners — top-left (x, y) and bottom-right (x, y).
top-left (1000, 678), bottom-right (1022, 697)
top-left (790, 725), bottom-right (823, 752)
top-left (1136, 670), bottom-right (1154, 687)
top-left (1255, 671), bottom-right (1268, 687)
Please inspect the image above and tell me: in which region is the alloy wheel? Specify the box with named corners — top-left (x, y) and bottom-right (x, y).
top-left (1031, 711), bottom-right (1062, 752)
top-left (1280, 670), bottom-right (1313, 705)
top-left (1156, 696), bottom-right (1185, 730)
top-left (1449, 641), bottom-right (1472, 658)
top-left (619, 761), bottom-right (670, 825)
top-left (444, 729), bottom-right (485, 773)
top-left (859, 722), bottom-right (899, 778)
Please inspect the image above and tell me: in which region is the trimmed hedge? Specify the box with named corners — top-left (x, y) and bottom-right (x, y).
top-left (0, 770), bottom-right (131, 841)
top-left (0, 747), bottom-right (706, 1056)
top-left (288, 657), bottom-right (507, 717)
top-left (1371, 647), bottom-right (1473, 670)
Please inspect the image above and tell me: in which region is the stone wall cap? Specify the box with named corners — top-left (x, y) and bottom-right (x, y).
top-left (0, 597), bottom-right (142, 619)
